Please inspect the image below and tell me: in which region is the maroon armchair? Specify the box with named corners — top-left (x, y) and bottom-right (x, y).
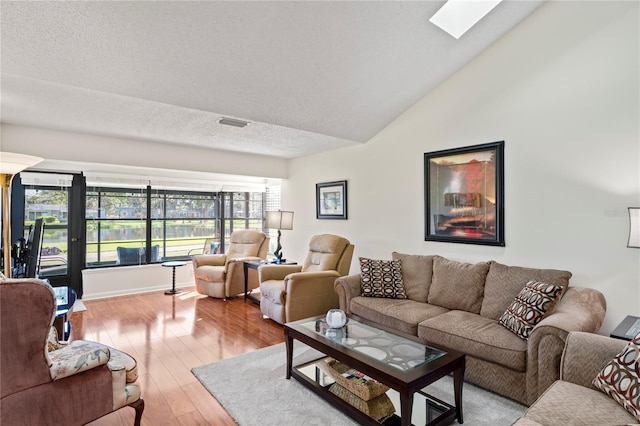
top-left (0, 278), bottom-right (143, 425)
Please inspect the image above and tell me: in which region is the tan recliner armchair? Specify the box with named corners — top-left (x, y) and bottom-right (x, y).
top-left (258, 234), bottom-right (354, 324)
top-left (192, 229), bottom-right (269, 299)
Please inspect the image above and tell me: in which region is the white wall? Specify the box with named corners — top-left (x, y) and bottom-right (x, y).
top-left (82, 263), bottom-right (194, 299)
top-left (284, 1), bottom-right (640, 334)
top-left (0, 123), bottom-right (288, 180)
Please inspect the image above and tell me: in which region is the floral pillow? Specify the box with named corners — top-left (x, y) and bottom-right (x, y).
top-left (359, 257), bottom-right (406, 299)
top-left (593, 332), bottom-right (640, 421)
top-left (499, 280), bottom-right (563, 340)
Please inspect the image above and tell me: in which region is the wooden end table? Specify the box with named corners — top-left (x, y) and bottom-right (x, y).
top-left (243, 260), bottom-right (296, 303)
top-left (53, 286), bottom-right (76, 341)
top-left (610, 315), bottom-right (640, 341)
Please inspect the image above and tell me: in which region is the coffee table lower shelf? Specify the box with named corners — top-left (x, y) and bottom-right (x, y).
top-left (291, 358), bottom-right (458, 426)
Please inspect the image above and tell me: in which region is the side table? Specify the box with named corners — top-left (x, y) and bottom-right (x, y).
top-left (162, 261), bottom-right (188, 295)
top-left (243, 260), bottom-right (297, 303)
top-left (610, 315), bottom-right (640, 341)
top-left (53, 286), bottom-right (77, 341)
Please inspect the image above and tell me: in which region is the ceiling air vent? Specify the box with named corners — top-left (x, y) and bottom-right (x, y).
top-left (218, 117), bottom-right (249, 128)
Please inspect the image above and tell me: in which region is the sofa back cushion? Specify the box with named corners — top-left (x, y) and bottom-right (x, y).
top-left (391, 252), bottom-right (433, 303)
top-left (427, 255), bottom-right (489, 313)
top-left (480, 261), bottom-right (572, 320)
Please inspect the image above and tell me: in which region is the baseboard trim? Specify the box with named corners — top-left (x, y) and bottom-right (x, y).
top-left (82, 282), bottom-right (192, 300)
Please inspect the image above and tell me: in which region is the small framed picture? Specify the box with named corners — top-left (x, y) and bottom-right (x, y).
top-left (316, 180), bottom-right (347, 220)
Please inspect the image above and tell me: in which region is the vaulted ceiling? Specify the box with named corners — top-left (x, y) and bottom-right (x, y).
top-left (1, 1), bottom-right (542, 159)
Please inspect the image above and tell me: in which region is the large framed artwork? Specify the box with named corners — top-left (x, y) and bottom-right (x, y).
top-left (316, 180), bottom-right (347, 219)
top-left (424, 141), bottom-right (504, 246)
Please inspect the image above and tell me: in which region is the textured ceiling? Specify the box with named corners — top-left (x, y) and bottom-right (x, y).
top-left (0, 1), bottom-right (542, 159)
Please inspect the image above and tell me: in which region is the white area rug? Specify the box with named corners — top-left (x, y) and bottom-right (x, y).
top-left (192, 343), bottom-right (526, 426)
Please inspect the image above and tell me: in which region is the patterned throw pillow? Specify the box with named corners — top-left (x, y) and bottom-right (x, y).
top-left (499, 280), bottom-right (563, 340)
top-left (359, 257), bottom-right (406, 299)
top-left (593, 333), bottom-right (640, 421)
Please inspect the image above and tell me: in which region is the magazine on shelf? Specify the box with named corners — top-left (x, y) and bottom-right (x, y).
top-left (340, 368), bottom-right (380, 385)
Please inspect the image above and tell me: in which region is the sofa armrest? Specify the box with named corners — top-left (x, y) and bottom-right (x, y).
top-left (524, 286), bottom-right (607, 404)
top-left (537, 286), bottom-right (607, 334)
top-left (334, 274), bottom-right (363, 315)
top-left (560, 331), bottom-right (626, 388)
top-left (258, 264), bottom-right (303, 282)
top-left (284, 271), bottom-right (341, 323)
top-left (192, 254), bottom-right (226, 268)
top-left (49, 340), bottom-right (111, 380)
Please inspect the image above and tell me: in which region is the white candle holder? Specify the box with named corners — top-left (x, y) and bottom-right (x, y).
top-left (326, 309), bottom-right (347, 329)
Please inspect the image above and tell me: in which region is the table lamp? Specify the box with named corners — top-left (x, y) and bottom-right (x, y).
top-left (0, 152), bottom-right (44, 278)
top-left (265, 210), bottom-right (294, 263)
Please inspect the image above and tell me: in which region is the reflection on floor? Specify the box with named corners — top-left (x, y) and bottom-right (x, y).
top-left (73, 286), bottom-right (284, 425)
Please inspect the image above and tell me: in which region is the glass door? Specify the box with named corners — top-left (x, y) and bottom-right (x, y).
top-left (13, 172), bottom-right (85, 296)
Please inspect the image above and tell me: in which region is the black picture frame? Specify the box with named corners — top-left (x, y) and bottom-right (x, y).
top-left (316, 180), bottom-right (348, 220)
top-left (424, 141), bottom-right (504, 246)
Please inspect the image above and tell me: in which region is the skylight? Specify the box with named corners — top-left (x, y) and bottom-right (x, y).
top-left (430, 0), bottom-right (503, 39)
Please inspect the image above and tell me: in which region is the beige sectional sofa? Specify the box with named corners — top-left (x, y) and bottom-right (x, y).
top-left (334, 252), bottom-right (607, 405)
top-left (513, 331), bottom-right (635, 425)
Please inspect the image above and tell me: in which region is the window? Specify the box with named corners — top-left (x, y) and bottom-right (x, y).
top-left (22, 185), bottom-right (70, 278)
top-left (264, 185), bottom-right (282, 254)
top-left (150, 191), bottom-right (220, 259)
top-left (86, 187), bottom-right (265, 267)
top-left (86, 189), bottom-right (147, 266)
top-left (220, 192), bottom-right (264, 248)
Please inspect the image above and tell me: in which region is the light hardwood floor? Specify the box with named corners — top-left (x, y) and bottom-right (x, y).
top-left (73, 287), bottom-right (285, 425)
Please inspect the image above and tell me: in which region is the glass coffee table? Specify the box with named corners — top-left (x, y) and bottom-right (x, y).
top-left (285, 315), bottom-right (465, 426)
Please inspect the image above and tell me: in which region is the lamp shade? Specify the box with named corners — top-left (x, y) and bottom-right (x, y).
top-left (266, 210), bottom-right (294, 230)
top-left (0, 152), bottom-right (43, 175)
top-left (629, 207), bottom-right (640, 248)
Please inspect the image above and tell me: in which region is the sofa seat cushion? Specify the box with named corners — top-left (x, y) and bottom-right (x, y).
top-left (350, 296), bottom-right (448, 336)
top-left (418, 310), bottom-right (526, 372)
top-left (522, 380), bottom-right (636, 425)
top-left (260, 280), bottom-right (286, 305)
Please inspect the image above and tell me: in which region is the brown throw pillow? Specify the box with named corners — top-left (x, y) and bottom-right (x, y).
top-left (593, 333), bottom-right (640, 421)
top-left (359, 257), bottom-right (406, 299)
top-left (499, 280), bottom-right (563, 340)
top-left (427, 256), bottom-right (489, 313)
